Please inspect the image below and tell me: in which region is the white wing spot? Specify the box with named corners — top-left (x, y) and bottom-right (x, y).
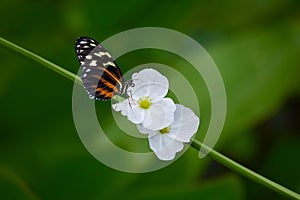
top-left (86, 55), bottom-right (92, 59)
top-left (94, 52), bottom-right (112, 58)
top-left (86, 69), bottom-right (91, 72)
top-left (83, 73), bottom-right (87, 77)
top-left (90, 60), bottom-right (97, 66)
top-left (90, 43), bottom-right (96, 47)
top-left (103, 61), bottom-right (115, 67)
top-left (80, 41), bottom-right (87, 44)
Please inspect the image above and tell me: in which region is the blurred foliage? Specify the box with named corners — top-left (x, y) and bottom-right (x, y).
top-left (1, 0), bottom-right (300, 199)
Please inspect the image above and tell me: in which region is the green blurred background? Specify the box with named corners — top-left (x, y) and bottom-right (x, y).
top-left (1, 0), bottom-right (300, 199)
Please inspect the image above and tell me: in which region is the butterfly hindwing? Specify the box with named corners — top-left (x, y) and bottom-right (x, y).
top-left (75, 36), bottom-right (124, 100)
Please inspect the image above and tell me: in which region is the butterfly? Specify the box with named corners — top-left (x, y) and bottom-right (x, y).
top-left (75, 36), bottom-right (133, 100)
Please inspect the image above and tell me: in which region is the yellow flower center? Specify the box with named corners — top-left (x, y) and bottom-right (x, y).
top-left (138, 96), bottom-right (152, 109)
top-left (159, 127), bottom-right (170, 134)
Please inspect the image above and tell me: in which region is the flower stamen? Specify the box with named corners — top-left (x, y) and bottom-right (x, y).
top-left (159, 127), bottom-right (170, 134)
top-left (138, 96), bottom-right (152, 109)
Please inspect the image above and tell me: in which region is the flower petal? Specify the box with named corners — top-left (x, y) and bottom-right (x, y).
top-left (130, 69), bottom-right (169, 101)
top-left (137, 124), bottom-right (158, 136)
top-left (127, 106), bottom-right (145, 124)
top-left (148, 134), bottom-right (184, 161)
top-left (168, 104), bottom-right (200, 142)
top-left (142, 98), bottom-right (176, 130)
top-left (112, 100), bottom-right (130, 116)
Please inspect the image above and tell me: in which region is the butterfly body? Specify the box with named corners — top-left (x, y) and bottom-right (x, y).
top-left (75, 36), bottom-right (131, 100)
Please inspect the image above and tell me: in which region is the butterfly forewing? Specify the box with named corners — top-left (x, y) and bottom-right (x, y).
top-left (75, 36), bottom-right (124, 100)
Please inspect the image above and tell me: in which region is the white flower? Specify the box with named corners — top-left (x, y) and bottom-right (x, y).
top-left (137, 104), bottom-right (200, 161)
top-left (113, 68), bottom-right (200, 161)
top-left (113, 69), bottom-right (176, 131)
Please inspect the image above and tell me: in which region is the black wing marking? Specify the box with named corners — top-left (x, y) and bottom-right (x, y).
top-left (75, 36), bottom-right (123, 100)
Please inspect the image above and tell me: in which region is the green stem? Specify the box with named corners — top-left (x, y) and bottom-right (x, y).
top-left (1, 37), bottom-right (300, 200)
top-left (191, 140), bottom-right (300, 200)
top-left (0, 37), bottom-right (81, 83)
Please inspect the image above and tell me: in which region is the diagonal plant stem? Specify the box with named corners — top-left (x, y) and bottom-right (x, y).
top-left (0, 37), bottom-right (81, 84)
top-left (191, 140), bottom-right (300, 200)
top-left (1, 37), bottom-right (299, 200)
